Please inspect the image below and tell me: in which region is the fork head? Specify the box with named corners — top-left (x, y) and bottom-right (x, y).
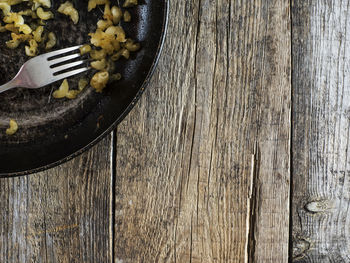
top-left (16, 45), bottom-right (89, 89)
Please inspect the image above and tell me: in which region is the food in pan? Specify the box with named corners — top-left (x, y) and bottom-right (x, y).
top-left (0, 0), bottom-right (140, 134)
top-left (0, 0), bottom-right (139, 90)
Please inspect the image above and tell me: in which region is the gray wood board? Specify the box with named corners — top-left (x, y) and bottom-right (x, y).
top-left (114, 0), bottom-right (291, 262)
top-left (0, 136), bottom-right (113, 263)
top-left (292, 0), bottom-right (350, 262)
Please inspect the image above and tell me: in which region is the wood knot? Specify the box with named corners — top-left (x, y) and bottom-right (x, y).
top-left (293, 238), bottom-right (311, 259)
top-left (304, 200), bottom-right (332, 213)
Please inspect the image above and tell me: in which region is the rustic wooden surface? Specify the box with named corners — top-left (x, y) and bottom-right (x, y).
top-left (291, 0), bottom-right (350, 262)
top-left (114, 0), bottom-right (291, 262)
top-left (2, 0), bottom-right (350, 262)
top-left (0, 136), bottom-right (113, 263)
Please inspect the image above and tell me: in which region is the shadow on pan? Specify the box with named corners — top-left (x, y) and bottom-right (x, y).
top-left (0, 0), bottom-right (169, 177)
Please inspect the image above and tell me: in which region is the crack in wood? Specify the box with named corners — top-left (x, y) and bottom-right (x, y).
top-left (246, 141), bottom-right (260, 263)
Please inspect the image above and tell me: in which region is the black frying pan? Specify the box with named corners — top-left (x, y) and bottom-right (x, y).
top-left (0, 0), bottom-right (168, 177)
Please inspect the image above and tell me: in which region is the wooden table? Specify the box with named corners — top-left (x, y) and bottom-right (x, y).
top-left (1, 0), bottom-right (348, 262)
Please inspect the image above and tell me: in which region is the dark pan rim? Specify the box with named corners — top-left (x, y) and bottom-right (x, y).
top-left (2, 1), bottom-right (169, 178)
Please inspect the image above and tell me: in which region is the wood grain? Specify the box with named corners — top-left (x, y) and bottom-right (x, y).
top-left (114, 0), bottom-right (291, 262)
top-left (0, 135), bottom-right (113, 263)
top-left (0, 0), bottom-right (295, 262)
top-left (292, 0), bottom-right (350, 262)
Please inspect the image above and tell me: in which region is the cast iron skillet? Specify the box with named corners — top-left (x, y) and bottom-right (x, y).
top-left (0, 0), bottom-right (168, 177)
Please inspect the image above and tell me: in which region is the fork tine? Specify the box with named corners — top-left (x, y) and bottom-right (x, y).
top-left (42, 45), bottom-right (82, 59)
top-left (48, 53), bottom-right (81, 66)
top-left (51, 67), bottom-right (90, 82)
top-left (52, 60), bottom-right (86, 74)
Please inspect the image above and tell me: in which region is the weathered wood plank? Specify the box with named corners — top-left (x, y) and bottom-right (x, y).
top-left (292, 0), bottom-right (350, 262)
top-left (114, 0), bottom-right (291, 262)
top-left (0, 135), bottom-right (113, 263)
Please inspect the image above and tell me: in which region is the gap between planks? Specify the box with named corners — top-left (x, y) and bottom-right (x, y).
top-left (110, 131), bottom-right (117, 263)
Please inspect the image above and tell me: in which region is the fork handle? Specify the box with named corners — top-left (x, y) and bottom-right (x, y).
top-left (0, 78), bottom-right (23, 94)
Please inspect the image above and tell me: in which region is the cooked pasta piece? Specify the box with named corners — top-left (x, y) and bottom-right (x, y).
top-left (18, 9), bottom-right (38, 19)
top-left (123, 0), bottom-right (138, 7)
top-left (33, 25), bottom-right (44, 42)
top-left (111, 6), bottom-right (122, 24)
top-left (78, 78), bottom-right (88, 91)
top-left (66, 90), bottom-right (80, 99)
top-left (0, 3), bottom-right (11, 16)
top-left (4, 24), bottom-right (19, 34)
top-left (103, 3), bottom-right (112, 20)
top-left (91, 58), bottom-right (107, 70)
top-left (90, 71), bottom-right (109, 92)
top-left (6, 39), bottom-right (20, 49)
top-left (25, 39), bottom-right (38, 56)
top-left (109, 73), bottom-right (122, 82)
top-left (11, 32), bottom-right (32, 42)
top-left (36, 7), bottom-right (54, 20)
top-left (45, 31), bottom-right (56, 49)
top-left (123, 38), bottom-right (140, 51)
top-left (123, 11), bottom-right (131, 22)
top-left (34, 0), bottom-right (51, 8)
top-left (88, 0), bottom-right (109, 12)
top-left (97, 19), bottom-right (113, 30)
top-left (53, 79), bottom-right (83, 99)
top-left (6, 119), bottom-right (18, 135)
top-left (53, 79), bottom-right (69, 98)
top-left (80, 44), bottom-right (92, 54)
top-left (4, 13), bottom-right (24, 25)
top-left (90, 49), bottom-right (107, 60)
top-left (18, 24), bottom-right (32, 34)
top-left (111, 48), bottom-right (129, 61)
top-left (58, 2), bottom-right (79, 24)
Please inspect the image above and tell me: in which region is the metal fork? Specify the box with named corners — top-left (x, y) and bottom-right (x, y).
top-left (0, 45), bottom-right (89, 94)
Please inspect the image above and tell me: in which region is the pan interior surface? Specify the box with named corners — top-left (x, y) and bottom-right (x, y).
top-left (0, 0), bottom-right (168, 176)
